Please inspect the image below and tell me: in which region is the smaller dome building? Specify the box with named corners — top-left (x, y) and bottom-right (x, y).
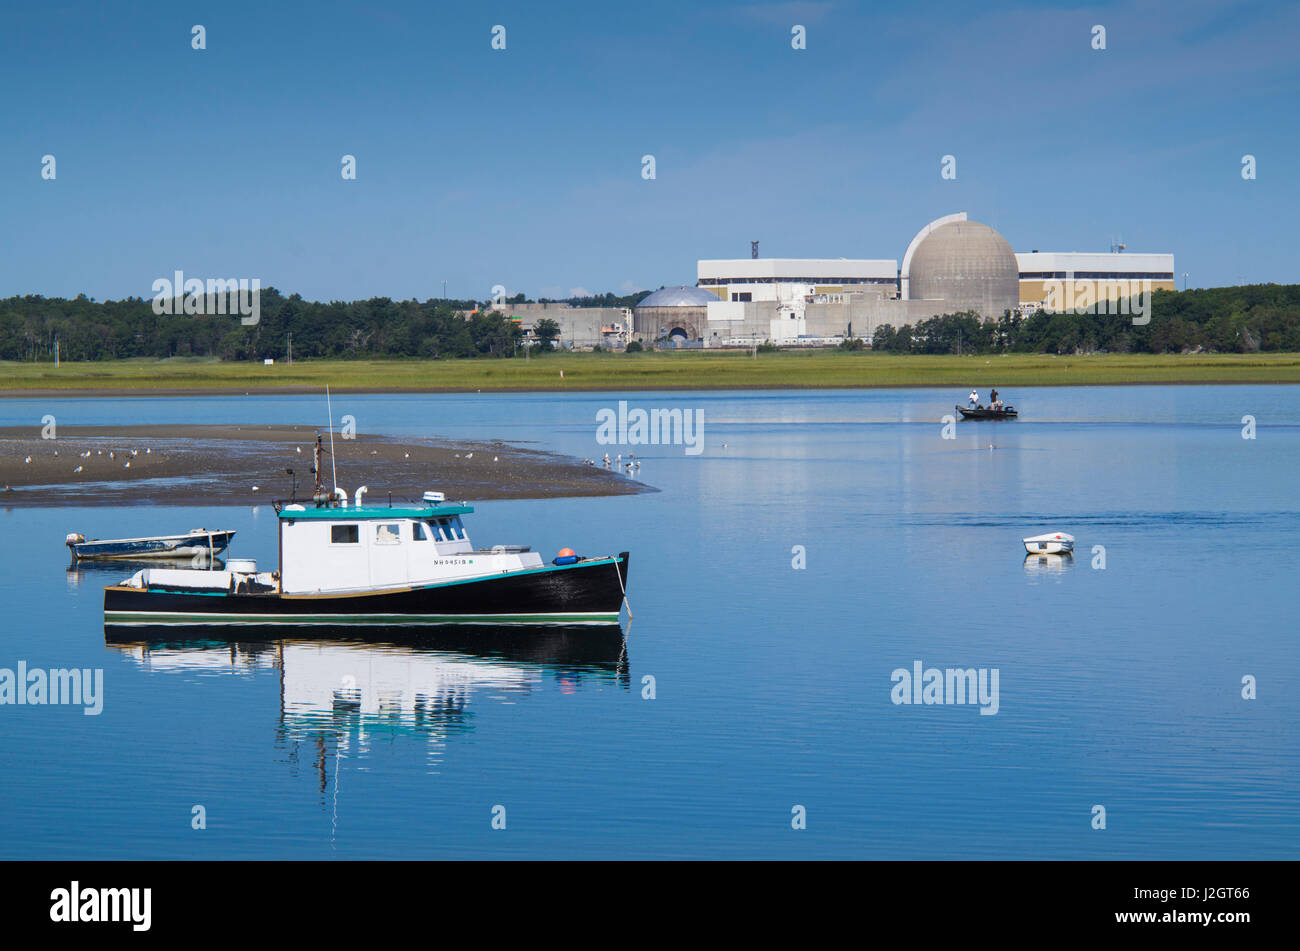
top-left (634, 286), bottom-right (715, 344)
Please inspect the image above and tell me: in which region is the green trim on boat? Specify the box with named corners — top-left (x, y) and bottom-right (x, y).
top-left (278, 504), bottom-right (474, 521)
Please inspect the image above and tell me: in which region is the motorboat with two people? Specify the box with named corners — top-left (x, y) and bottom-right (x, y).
top-left (103, 436), bottom-right (630, 628)
top-left (957, 387), bottom-right (1018, 420)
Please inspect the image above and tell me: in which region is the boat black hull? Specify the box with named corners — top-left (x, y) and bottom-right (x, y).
top-left (104, 553), bottom-right (630, 626)
top-left (956, 404), bottom-right (1018, 420)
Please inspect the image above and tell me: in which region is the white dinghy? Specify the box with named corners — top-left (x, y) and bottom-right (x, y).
top-left (1022, 532), bottom-right (1074, 555)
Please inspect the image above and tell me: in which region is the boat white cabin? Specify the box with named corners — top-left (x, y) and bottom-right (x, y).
top-left (275, 490), bottom-right (544, 595)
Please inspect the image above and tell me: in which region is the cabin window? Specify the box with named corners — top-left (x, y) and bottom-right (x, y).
top-left (412, 522), bottom-right (429, 541)
top-left (331, 524), bottom-right (359, 544)
top-left (375, 523), bottom-right (401, 545)
top-left (449, 516), bottom-right (466, 539)
top-left (426, 520), bottom-right (446, 541)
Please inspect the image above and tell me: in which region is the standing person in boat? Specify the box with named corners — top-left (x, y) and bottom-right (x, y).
top-left (990, 387), bottom-right (1000, 410)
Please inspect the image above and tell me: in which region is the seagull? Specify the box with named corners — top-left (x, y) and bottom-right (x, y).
top-left (404, 452), bottom-right (409, 459)
top-left (493, 456), bottom-right (499, 463)
top-left (465, 452), bottom-right (473, 459)
top-left (123, 461), bottom-right (130, 468)
top-left (96, 450), bottom-right (102, 455)
top-left (53, 450), bottom-right (58, 456)
top-left (80, 451), bottom-right (90, 458)
top-left (130, 449), bottom-right (138, 457)
top-left (252, 485), bottom-right (260, 492)
top-left (24, 456), bottom-right (31, 464)
top-left (73, 466), bottom-right (83, 473)
top-left (296, 446), bottom-right (302, 454)
top-left (109, 451), bottom-right (115, 460)
top-left (145, 448), bottom-right (151, 454)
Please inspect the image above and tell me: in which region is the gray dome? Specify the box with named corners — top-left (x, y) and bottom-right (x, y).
top-left (907, 220), bottom-right (1018, 317)
top-left (637, 286), bottom-right (717, 308)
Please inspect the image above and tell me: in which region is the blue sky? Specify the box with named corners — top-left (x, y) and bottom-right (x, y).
top-left (1, 0), bottom-right (1296, 302)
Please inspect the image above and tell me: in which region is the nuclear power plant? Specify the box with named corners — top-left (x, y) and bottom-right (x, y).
top-left (496, 213), bottom-right (1175, 349)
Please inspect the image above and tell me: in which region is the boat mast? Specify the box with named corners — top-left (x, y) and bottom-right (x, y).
top-left (326, 385), bottom-right (339, 497)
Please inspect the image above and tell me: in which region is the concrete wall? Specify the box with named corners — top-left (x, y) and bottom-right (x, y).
top-left (495, 302), bottom-right (632, 349)
top-left (698, 292), bottom-right (972, 346)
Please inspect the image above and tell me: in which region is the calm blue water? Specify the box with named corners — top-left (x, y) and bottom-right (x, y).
top-left (1, 385), bottom-right (1297, 858)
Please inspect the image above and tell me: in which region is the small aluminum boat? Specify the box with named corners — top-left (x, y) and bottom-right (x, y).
top-left (66, 528), bottom-right (235, 562)
top-left (957, 404), bottom-right (1018, 420)
top-left (1022, 532), bottom-right (1074, 555)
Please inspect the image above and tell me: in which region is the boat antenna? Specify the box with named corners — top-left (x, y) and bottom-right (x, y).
top-left (326, 385), bottom-right (339, 496)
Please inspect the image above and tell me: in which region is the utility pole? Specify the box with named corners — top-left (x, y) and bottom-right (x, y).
top-left (442, 280), bottom-right (447, 299)
top-left (287, 331), bottom-right (292, 364)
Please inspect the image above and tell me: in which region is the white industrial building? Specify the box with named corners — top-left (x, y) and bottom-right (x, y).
top-left (697, 258), bottom-right (898, 295)
top-left (489, 212), bottom-right (1174, 350)
top-left (679, 213), bottom-right (1175, 346)
top-left (697, 259), bottom-right (900, 345)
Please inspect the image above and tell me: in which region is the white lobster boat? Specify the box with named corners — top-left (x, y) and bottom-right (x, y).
top-left (104, 487), bottom-right (628, 627)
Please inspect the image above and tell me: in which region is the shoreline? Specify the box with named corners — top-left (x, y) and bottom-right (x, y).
top-left (4, 352), bottom-right (1300, 396)
top-left (0, 378), bottom-right (1297, 399)
top-left (0, 424), bottom-right (650, 507)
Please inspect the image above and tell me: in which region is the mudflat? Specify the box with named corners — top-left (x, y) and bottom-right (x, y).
top-left (0, 424), bottom-right (646, 507)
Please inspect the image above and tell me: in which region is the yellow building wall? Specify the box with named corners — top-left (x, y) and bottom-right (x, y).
top-left (1019, 280), bottom-right (1175, 306)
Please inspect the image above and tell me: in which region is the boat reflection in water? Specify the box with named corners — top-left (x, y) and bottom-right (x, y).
top-left (70, 553), bottom-right (224, 588)
top-left (1022, 551), bottom-right (1074, 576)
top-left (105, 624), bottom-right (629, 781)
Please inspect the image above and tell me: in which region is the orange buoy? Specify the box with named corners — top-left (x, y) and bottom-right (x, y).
top-left (557, 548), bottom-right (575, 558)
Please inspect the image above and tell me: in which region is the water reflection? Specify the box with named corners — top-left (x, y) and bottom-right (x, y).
top-left (68, 553), bottom-right (224, 586)
top-left (106, 624), bottom-right (630, 756)
top-left (1022, 551), bottom-right (1073, 575)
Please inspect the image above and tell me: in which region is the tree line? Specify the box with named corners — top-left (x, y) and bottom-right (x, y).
top-left (0, 290), bottom-right (528, 362)
top-left (3, 283), bottom-right (1300, 362)
top-left (870, 285), bottom-right (1300, 355)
